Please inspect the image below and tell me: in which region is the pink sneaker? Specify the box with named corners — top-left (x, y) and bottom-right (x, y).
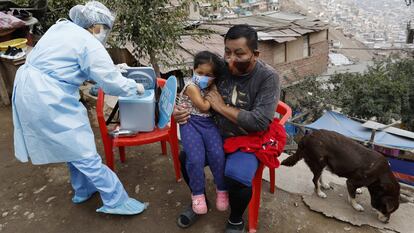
top-left (191, 194), bottom-right (207, 214)
top-left (216, 190), bottom-right (229, 211)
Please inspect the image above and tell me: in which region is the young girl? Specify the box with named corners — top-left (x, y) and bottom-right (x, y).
top-left (178, 51), bottom-right (228, 214)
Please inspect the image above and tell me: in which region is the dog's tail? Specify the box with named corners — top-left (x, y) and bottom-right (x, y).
top-left (281, 143), bottom-right (305, 167)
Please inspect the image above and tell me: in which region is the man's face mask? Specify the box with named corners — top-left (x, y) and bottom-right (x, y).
top-left (226, 52), bottom-right (254, 75)
top-left (192, 73), bottom-right (214, 90)
top-left (226, 55), bottom-right (254, 75)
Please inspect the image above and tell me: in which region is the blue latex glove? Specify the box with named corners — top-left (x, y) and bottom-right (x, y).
top-left (89, 84), bottom-right (99, 96)
top-left (96, 197), bottom-right (147, 215)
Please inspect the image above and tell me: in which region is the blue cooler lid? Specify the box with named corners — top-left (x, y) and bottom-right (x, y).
top-left (123, 67), bottom-right (156, 90)
top-left (124, 67), bottom-right (156, 79)
top-left (158, 76), bottom-right (177, 129)
top-left (119, 90), bottom-right (155, 103)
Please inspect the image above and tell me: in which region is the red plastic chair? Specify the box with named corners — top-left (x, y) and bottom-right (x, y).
top-left (96, 78), bottom-right (181, 182)
top-left (269, 101), bottom-right (292, 193)
top-left (248, 100), bottom-right (292, 233)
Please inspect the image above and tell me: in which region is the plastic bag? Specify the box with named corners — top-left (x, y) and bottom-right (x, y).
top-left (0, 12), bottom-right (25, 31)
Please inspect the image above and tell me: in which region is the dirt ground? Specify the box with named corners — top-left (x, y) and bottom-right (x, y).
top-left (0, 106), bottom-right (384, 233)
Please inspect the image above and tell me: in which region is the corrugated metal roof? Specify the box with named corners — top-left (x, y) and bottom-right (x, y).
top-left (126, 34), bottom-right (225, 73)
top-left (362, 121), bottom-right (414, 140)
top-left (290, 28), bottom-right (314, 35)
top-left (198, 24), bottom-right (228, 35)
top-left (125, 12), bottom-right (327, 73)
top-left (178, 34), bottom-right (224, 56)
top-left (274, 37), bottom-right (297, 43)
top-left (265, 31), bottom-right (288, 36)
top-left (201, 12), bottom-right (328, 43)
top-left (257, 31), bottom-right (297, 42)
top-left (264, 11), bottom-right (307, 21)
top-left (279, 29), bottom-right (301, 37)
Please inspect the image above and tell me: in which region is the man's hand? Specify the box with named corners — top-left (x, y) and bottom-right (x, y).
top-left (209, 84), bottom-right (218, 92)
top-left (173, 105), bottom-right (190, 124)
top-left (206, 88), bottom-right (240, 125)
top-left (206, 89), bottom-right (225, 112)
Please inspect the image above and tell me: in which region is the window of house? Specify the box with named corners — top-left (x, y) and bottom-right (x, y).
top-left (303, 34), bottom-right (310, 57)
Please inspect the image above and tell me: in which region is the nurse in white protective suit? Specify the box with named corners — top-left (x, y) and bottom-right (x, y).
top-left (12, 1), bottom-right (146, 215)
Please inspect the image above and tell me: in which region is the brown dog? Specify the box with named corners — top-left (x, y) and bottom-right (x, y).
top-left (282, 129), bottom-right (400, 223)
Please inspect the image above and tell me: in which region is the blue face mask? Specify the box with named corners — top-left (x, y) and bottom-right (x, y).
top-left (192, 74), bottom-right (212, 90)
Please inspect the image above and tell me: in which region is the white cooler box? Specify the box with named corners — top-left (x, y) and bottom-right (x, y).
top-left (118, 67), bottom-right (157, 132)
top-left (119, 90), bottom-right (155, 132)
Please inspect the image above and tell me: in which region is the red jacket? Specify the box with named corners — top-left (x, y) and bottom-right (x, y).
top-left (223, 119), bottom-right (287, 169)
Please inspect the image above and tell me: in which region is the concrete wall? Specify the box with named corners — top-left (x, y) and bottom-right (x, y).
top-left (286, 37), bottom-right (304, 62)
top-left (258, 29), bottom-right (329, 85)
top-left (310, 30), bottom-right (328, 44)
top-left (273, 43), bottom-right (286, 64)
top-left (275, 40), bottom-right (328, 85)
top-left (188, 2), bottom-right (201, 20)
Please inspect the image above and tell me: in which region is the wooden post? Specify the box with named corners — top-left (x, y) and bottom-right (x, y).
top-left (0, 56), bottom-right (26, 106)
top-left (369, 129), bottom-right (376, 149)
top-left (369, 121), bottom-right (401, 149)
top-left (0, 65), bottom-right (10, 106)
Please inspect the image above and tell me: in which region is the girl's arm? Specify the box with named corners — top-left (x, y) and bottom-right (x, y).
top-left (184, 84), bottom-right (211, 112)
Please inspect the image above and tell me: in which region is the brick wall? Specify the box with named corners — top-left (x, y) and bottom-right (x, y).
top-left (258, 41), bottom-right (274, 65)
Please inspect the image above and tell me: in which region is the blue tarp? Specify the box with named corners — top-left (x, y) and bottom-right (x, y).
top-left (306, 111), bottom-right (414, 151)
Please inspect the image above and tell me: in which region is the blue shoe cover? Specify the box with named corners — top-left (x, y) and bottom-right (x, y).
top-left (72, 192), bottom-right (97, 204)
top-left (96, 198), bottom-right (147, 215)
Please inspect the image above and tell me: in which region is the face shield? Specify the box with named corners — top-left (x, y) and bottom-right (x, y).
top-left (91, 24), bottom-right (111, 45)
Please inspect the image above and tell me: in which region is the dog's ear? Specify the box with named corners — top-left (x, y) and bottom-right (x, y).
top-left (385, 201), bottom-right (393, 213)
top-left (384, 197), bottom-right (398, 213)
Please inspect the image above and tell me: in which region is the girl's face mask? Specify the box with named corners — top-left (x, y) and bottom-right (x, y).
top-left (192, 73), bottom-right (214, 90)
